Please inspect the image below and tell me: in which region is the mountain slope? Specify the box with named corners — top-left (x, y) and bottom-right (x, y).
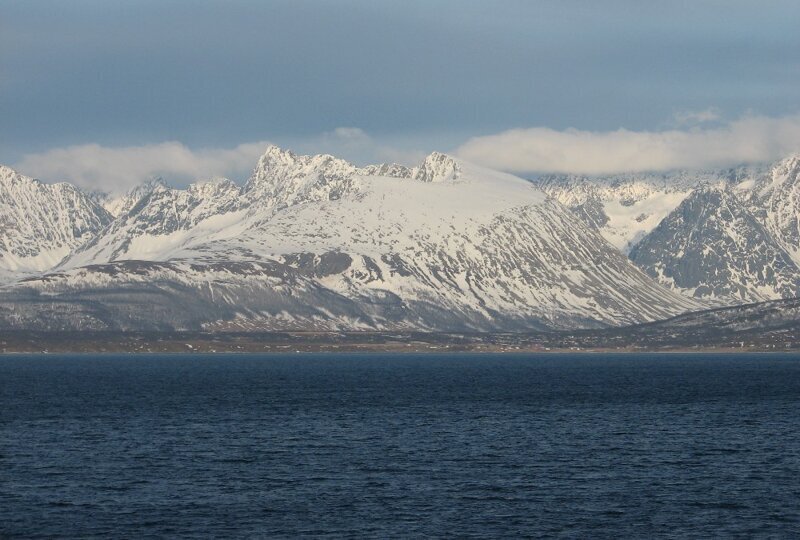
top-left (0, 165), bottom-right (112, 282)
top-left (560, 297), bottom-right (800, 351)
top-left (629, 185), bottom-right (800, 303)
top-left (748, 155), bottom-right (800, 265)
top-left (65, 177), bottom-right (245, 266)
top-left (4, 147), bottom-right (700, 332)
top-left (534, 167), bottom-right (763, 253)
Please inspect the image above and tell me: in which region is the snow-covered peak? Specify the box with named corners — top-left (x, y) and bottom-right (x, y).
top-left (533, 165), bottom-right (769, 253)
top-left (0, 164), bottom-right (25, 184)
top-left (412, 152), bottom-right (460, 183)
top-left (0, 165), bottom-right (58, 190)
top-left (0, 164), bottom-right (112, 281)
top-left (246, 146), bottom-right (462, 198)
top-left (187, 177), bottom-right (240, 198)
top-left (244, 145), bottom-right (362, 206)
top-left (248, 145), bottom-right (356, 185)
top-left (101, 177), bottom-right (169, 217)
top-left (46, 149), bottom-right (699, 330)
top-left (193, 176), bottom-right (235, 186)
top-left (756, 154), bottom-right (800, 195)
top-left (629, 182), bottom-right (800, 303)
top-left (690, 182), bottom-right (727, 196)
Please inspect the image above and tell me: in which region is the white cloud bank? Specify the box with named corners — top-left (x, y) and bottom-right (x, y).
top-left (13, 128), bottom-right (428, 193)
top-left (15, 114), bottom-right (800, 191)
top-left (15, 141), bottom-right (271, 193)
top-left (456, 114), bottom-right (800, 175)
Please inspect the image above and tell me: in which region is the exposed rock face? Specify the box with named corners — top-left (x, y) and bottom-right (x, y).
top-left (749, 155), bottom-right (800, 266)
top-left (629, 186), bottom-right (800, 304)
top-left (537, 160), bottom-right (800, 303)
top-left (533, 169), bottom-right (752, 253)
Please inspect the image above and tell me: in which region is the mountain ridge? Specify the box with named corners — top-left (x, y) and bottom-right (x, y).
top-left (535, 156), bottom-right (800, 303)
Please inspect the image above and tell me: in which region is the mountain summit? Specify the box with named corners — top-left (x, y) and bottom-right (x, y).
top-left (0, 165), bottom-right (111, 281)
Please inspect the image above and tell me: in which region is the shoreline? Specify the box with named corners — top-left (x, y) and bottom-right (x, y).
top-left (1, 330), bottom-right (797, 355)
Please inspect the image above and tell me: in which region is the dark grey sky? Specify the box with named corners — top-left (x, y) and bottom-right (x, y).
top-left (2, 0), bottom-right (799, 188)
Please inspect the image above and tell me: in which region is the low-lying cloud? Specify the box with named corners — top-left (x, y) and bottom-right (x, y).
top-left (15, 141), bottom-right (271, 193)
top-left (13, 128), bottom-right (429, 193)
top-left (16, 114), bottom-right (800, 191)
top-left (456, 114), bottom-right (800, 175)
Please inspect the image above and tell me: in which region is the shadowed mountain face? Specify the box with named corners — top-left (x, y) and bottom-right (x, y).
top-left (535, 167), bottom-right (764, 253)
top-left (629, 186), bottom-right (800, 304)
top-left (0, 147), bottom-right (698, 332)
top-left (537, 157), bottom-right (800, 304)
top-left (750, 156), bottom-right (800, 265)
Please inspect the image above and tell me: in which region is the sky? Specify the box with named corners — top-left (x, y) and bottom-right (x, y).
top-left (2, 0), bottom-right (800, 191)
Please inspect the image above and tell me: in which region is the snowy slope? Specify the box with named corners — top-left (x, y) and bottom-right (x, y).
top-left (629, 185), bottom-right (800, 304)
top-left (13, 146), bottom-right (700, 332)
top-left (535, 162), bottom-right (800, 304)
top-left (65, 177), bottom-right (245, 266)
top-left (747, 155), bottom-right (800, 266)
top-left (535, 167), bottom-right (764, 253)
top-left (0, 165), bottom-right (112, 282)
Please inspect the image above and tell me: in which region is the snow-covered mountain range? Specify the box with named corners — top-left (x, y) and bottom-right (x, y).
top-left (534, 157), bottom-right (800, 304)
top-left (0, 146), bottom-right (700, 332)
top-left (0, 146), bottom-right (798, 332)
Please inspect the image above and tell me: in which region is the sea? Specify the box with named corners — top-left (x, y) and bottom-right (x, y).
top-left (2, 353), bottom-right (799, 538)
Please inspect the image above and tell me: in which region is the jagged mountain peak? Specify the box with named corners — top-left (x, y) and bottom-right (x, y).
top-left (0, 164), bottom-right (112, 281)
top-left (101, 177), bottom-right (171, 218)
top-left (185, 177), bottom-right (240, 199)
top-left (244, 147), bottom-right (360, 209)
top-left (670, 183), bottom-right (746, 223)
top-left (0, 164), bottom-right (26, 183)
top-left (249, 145), bottom-right (354, 181)
top-left (0, 165), bottom-right (61, 190)
top-left (244, 146), bottom-right (463, 209)
top-left (534, 164), bottom-right (770, 254)
top-left (0, 164), bottom-right (109, 204)
top-left (413, 152), bottom-right (460, 183)
top-left (691, 181), bottom-right (728, 194)
top-left (760, 154), bottom-right (800, 190)
top-left (192, 176), bottom-right (236, 187)
top-left (776, 153), bottom-right (800, 168)
top-left (37, 147), bottom-right (700, 332)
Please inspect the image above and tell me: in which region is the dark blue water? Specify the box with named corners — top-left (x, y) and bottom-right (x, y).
top-left (2, 354), bottom-right (800, 538)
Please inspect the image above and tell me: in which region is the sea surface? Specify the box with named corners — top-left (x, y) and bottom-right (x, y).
top-left (2, 353), bottom-right (800, 538)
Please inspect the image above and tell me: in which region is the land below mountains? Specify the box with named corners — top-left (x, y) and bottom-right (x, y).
top-left (3, 297), bottom-right (798, 354)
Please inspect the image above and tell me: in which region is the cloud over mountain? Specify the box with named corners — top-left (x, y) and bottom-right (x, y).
top-left (14, 141), bottom-right (271, 192)
top-left (12, 128), bottom-right (429, 192)
top-left (456, 114), bottom-right (800, 175)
